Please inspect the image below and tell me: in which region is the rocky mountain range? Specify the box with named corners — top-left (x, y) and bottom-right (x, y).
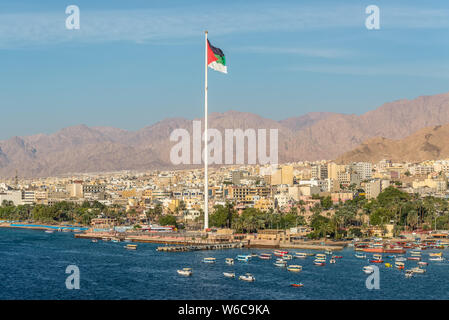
top-left (336, 123), bottom-right (449, 164)
top-left (1, 91), bottom-right (449, 177)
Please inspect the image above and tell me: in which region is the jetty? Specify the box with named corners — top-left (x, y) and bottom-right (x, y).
top-left (156, 242), bottom-right (244, 252)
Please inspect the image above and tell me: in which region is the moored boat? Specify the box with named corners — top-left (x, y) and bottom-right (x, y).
top-left (407, 257), bottom-right (421, 261)
top-left (282, 254), bottom-right (293, 260)
top-left (290, 283), bottom-right (304, 287)
top-left (177, 268), bottom-right (193, 276)
top-left (203, 257), bottom-right (216, 264)
top-left (237, 255), bottom-right (250, 262)
top-left (223, 272), bottom-right (235, 278)
top-left (124, 244), bottom-right (137, 250)
top-left (274, 259), bottom-right (287, 267)
top-left (355, 253), bottom-right (366, 259)
top-left (329, 258), bottom-right (336, 264)
top-left (314, 259), bottom-right (326, 266)
top-left (287, 265), bottom-right (302, 272)
top-left (225, 258), bottom-right (234, 265)
top-left (418, 261), bottom-right (428, 266)
top-left (363, 266), bottom-right (374, 274)
top-left (259, 253), bottom-right (272, 260)
top-left (410, 267), bottom-right (426, 274)
top-left (405, 270), bottom-right (414, 278)
top-left (294, 252), bottom-right (307, 258)
top-left (239, 273), bottom-right (255, 282)
top-left (429, 256), bottom-right (444, 262)
top-left (395, 261), bottom-right (405, 270)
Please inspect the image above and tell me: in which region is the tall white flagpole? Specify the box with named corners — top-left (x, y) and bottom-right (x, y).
top-left (204, 30), bottom-right (209, 230)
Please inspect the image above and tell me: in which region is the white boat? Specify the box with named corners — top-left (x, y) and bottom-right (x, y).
top-left (429, 256), bottom-right (444, 262)
top-left (363, 266), bottom-right (374, 274)
top-left (395, 257), bottom-right (406, 262)
top-left (294, 252), bottom-right (307, 258)
top-left (259, 253), bottom-right (272, 260)
top-left (410, 267), bottom-right (426, 274)
top-left (418, 261), bottom-right (428, 266)
top-left (274, 259), bottom-right (287, 267)
top-left (225, 258), bottom-right (234, 265)
top-left (203, 257), bottom-right (216, 264)
top-left (45, 230), bottom-right (54, 234)
top-left (223, 272), bottom-right (235, 278)
top-left (236, 255), bottom-right (250, 262)
top-left (405, 270), bottom-right (414, 278)
top-left (325, 250), bottom-right (333, 255)
top-left (177, 268), bottom-right (192, 276)
top-left (124, 244), bottom-right (137, 250)
top-left (355, 253), bottom-right (366, 259)
top-left (287, 265), bottom-right (302, 272)
top-left (330, 258), bottom-right (336, 264)
top-left (239, 273), bottom-right (255, 282)
top-left (282, 254), bottom-right (293, 260)
top-left (315, 254), bottom-right (326, 260)
top-left (395, 261), bottom-right (405, 269)
top-left (91, 239), bottom-right (98, 243)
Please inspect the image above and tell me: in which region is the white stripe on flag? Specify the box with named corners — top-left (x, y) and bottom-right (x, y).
top-left (208, 61), bottom-right (227, 74)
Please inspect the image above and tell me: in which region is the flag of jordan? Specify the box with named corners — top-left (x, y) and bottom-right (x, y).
top-left (207, 40), bottom-right (227, 73)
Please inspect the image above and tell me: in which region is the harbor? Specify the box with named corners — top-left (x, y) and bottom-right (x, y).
top-left (2, 226), bottom-right (449, 300)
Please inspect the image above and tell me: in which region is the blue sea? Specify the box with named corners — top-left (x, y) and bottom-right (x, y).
top-left (1, 227), bottom-right (449, 300)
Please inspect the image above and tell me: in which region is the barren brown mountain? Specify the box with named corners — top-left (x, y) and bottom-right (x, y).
top-left (336, 123), bottom-right (449, 163)
top-left (1, 92), bottom-right (449, 177)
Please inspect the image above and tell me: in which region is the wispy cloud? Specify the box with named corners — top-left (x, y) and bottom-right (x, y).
top-left (0, 3), bottom-right (447, 48)
top-left (288, 63), bottom-right (449, 79)
top-left (233, 46), bottom-right (352, 58)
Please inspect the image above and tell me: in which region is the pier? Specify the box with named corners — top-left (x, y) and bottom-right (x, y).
top-left (156, 242), bottom-right (244, 252)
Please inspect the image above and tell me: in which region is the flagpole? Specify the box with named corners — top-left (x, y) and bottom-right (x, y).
top-left (204, 30), bottom-right (209, 230)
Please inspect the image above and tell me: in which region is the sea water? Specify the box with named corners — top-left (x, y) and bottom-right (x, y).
top-left (1, 227), bottom-right (448, 300)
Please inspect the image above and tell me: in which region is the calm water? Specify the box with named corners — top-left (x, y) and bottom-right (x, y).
top-left (1, 227), bottom-right (449, 300)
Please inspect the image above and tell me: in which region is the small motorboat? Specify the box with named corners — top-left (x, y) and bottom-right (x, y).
top-left (274, 259), bottom-right (287, 267)
top-left (395, 257), bottom-right (406, 262)
top-left (91, 239), bottom-right (98, 243)
top-left (325, 250), bottom-right (333, 255)
top-left (385, 263), bottom-right (392, 268)
top-left (282, 254), bottom-right (293, 260)
top-left (274, 250), bottom-right (288, 257)
top-left (314, 260), bottom-right (326, 266)
top-left (259, 253), bottom-right (272, 260)
top-left (386, 255), bottom-right (396, 259)
top-left (177, 268), bottom-right (193, 276)
top-left (370, 259), bottom-right (383, 263)
top-left (315, 254), bottom-right (326, 260)
top-left (418, 261), bottom-right (428, 266)
top-left (223, 272), bottom-right (235, 278)
top-left (407, 257), bottom-right (421, 261)
top-left (45, 230), bottom-right (54, 234)
top-left (329, 258), bottom-right (336, 264)
top-left (239, 273), bottom-right (255, 282)
top-left (287, 265), bottom-right (302, 272)
top-left (236, 255), bottom-right (250, 262)
top-left (355, 253), bottom-right (366, 259)
top-left (124, 244), bottom-right (137, 250)
top-left (203, 257), bottom-right (216, 264)
top-left (290, 283), bottom-right (304, 287)
top-left (395, 262), bottom-right (405, 270)
top-left (405, 270), bottom-right (414, 278)
top-left (251, 253), bottom-right (258, 258)
top-left (363, 266), bottom-right (374, 274)
top-left (429, 256), bottom-right (444, 262)
top-left (429, 252), bottom-right (442, 257)
top-left (332, 255), bottom-right (342, 259)
top-left (225, 258), bottom-right (234, 265)
top-left (294, 252), bottom-right (307, 258)
top-left (410, 267), bottom-right (426, 274)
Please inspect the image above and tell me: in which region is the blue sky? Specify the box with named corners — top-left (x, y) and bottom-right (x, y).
top-left (0, 0), bottom-right (448, 139)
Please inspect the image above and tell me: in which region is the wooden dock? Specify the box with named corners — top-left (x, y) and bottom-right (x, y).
top-left (157, 242), bottom-right (244, 252)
